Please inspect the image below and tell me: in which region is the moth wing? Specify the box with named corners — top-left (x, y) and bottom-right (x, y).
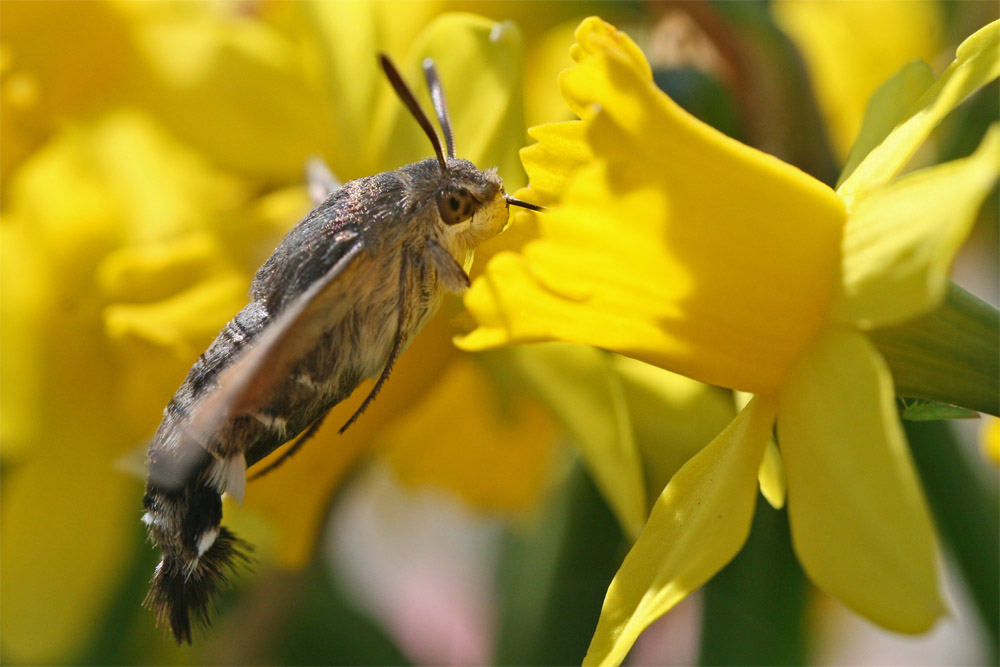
top-left (169, 239), bottom-right (365, 484)
top-left (305, 157), bottom-right (341, 205)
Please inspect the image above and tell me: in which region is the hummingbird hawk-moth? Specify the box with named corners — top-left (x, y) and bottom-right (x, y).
top-left (141, 53), bottom-right (540, 644)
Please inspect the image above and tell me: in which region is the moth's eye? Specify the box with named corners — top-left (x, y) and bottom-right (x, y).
top-left (437, 186), bottom-right (477, 225)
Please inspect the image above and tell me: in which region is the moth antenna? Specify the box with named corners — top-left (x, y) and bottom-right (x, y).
top-left (422, 59), bottom-right (455, 159)
top-left (379, 53), bottom-right (448, 174)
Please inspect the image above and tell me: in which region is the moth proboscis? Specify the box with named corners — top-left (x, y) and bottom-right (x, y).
top-left (141, 53), bottom-right (541, 644)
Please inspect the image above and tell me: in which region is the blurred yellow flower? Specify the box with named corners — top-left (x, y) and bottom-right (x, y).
top-left (459, 17), bottom-right (999, 665)
top-left (0, 0), bottom-right (136, 182)
top-left (1, 107), bottom-right (254, 663)
top-left (772, 0), bottom-right (944, 160)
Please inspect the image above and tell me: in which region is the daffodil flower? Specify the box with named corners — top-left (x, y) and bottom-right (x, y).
top-left (459, 17), bottom-right (999, 665)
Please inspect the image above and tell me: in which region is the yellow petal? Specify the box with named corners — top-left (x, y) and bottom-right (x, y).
top-left (379, 355), bottom-right (559, 515)
top-left (758, 439), bottom-right (787, 511)
top-left (0, 0), bottom-right (133, 180)
top-left (2, 109), bottom-right (248, 453)
top-left (369, 0), bottom-right (444, 55)
top-left (565, 16), bottom-right (651, 92)
top-left (0, 219), bottom-right (49, 458)
top-left (772, 0), bottom-right (943, 161)
top-left (468, 120), bottom-right (590, 265)
top-left (124, 1), bottom-right (333, 181)
top-left (982, 416), bottom-right (1000, 466)
top-left (583, 396), bottom-right (777, 666)
top-left (0, 107), bottom-right (263, 659)
top-left (834, 124), bottom-right (1000, 329)
top-left (1, 447), bottom-right (138, 664)
top-left (496, 344), bottom-right (648, 539)
top-left (295, 0), bottom-right (437, 176)
top-left (462, 18), bottom-right (845, 394)
top-left (838, 20), bottom-right (1000, 210)
top-left (737, 391), bottom-right (787, 509)
top-left (8, 109), bottom-right (244, 250)
top-left (482, 346), bottom-right (737, 537)
top-left (375, 14), bottom-right (527, 188)
top-left (518, 120), bottom-right (591, 206)
top-left (103, 270), bottom-right (248, 358)
top-left (524, 19), bottom-right (580, 128)
top-left (837, 60), bottom-right (937, 189)
top-left (96, 231), bottom-right (225, 303)
top-left (612, 356), bottom-right (736, 504)
top-left (777, 327), bottom-right (944, 633)
top-left (463, 150), bottom-right (843, 395)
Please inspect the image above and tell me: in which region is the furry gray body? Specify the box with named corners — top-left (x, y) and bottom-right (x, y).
top-left (142, 157), bottom-right (508, 642)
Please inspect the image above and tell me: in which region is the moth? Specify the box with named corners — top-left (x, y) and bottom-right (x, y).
top-left (142, 53), bottom-right (540, 644)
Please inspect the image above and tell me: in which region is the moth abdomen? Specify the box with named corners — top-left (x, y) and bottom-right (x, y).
top-left (143, 447), bottom-right (254, 644)
top-left (185, 303), bottom-right (270, 397)
top-left (143, 522), bottom-right (251, 645)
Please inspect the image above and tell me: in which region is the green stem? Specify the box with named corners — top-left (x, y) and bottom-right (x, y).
top-left (699, 497), bottom-right (808, 666)
top-left (870, 282), bottom-right (999, 416)
top-left (904, 419), bottom-right (999, 661)
top-left (495, 459), bottom-right (626, 665)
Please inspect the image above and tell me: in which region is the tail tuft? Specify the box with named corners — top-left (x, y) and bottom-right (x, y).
top-left (143, 527), bottom-right (252, 644)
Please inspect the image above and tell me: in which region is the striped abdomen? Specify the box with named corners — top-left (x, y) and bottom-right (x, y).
top-left (141, 257), bottom-right (421, 643)
top-left (141, 300), bottom-right (362, 643)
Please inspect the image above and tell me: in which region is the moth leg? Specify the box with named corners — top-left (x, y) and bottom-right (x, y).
top-left (425, 237), bottom-right (470, 293)
top-left (339, 249), bottom-right (414, 434)
top-left (248, 408), bottom-right (332, 481)
top-left (338, 327), bottom-right (404, 434)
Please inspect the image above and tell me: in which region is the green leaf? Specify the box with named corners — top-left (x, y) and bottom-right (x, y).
top-left (900, 398), bottom-right (980, 422)
top-left (274, 562), bottom-right (410, 666)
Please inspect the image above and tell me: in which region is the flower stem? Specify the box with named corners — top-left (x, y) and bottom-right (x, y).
top-left (870, 282), bottom-right (999, 416)
top-left (698, 497), bottom-right (807, 666)
top-left (905, 419), bottom-right (999, 659)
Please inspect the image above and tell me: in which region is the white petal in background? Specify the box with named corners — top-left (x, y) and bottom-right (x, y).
top-left (324, 464), bottom-right (504, 666)
top-left (815, 557), bottom-right (990, 666)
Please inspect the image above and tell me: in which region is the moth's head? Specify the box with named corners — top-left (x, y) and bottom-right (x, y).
top-left (380, 53), bottom-right (541, 249)
top-left (434, 158), bottom-right (508, 248)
